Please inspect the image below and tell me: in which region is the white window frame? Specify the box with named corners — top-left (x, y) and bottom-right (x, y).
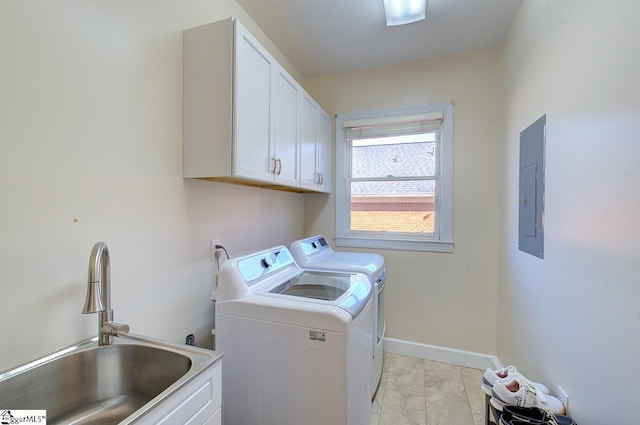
top-left (335, 102), bottom-right (454, 252)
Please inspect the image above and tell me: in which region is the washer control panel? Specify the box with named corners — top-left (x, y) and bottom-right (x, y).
top-left (295, 235), bottom-right (331, 256)
top-left (237, 247), bottom-right (296, 284)
top-left (260, 252), bottom-right (278, 268)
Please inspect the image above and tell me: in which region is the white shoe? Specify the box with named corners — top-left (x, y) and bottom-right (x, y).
top-left (481, 365), bottom-right (550, 396)
top-left (490, 376), bottom-right (565, 415)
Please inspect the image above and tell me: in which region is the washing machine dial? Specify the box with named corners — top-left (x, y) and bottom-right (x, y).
top-left (261, 254), bottom-right (276, 268)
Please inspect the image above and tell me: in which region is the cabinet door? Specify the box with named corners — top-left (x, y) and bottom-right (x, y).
top-left (316, 110), bottom-right (332, 193)
top-left (299, 94), bottom-right (319, 190)
top-left (273, 66), bottom-right (299, 187)
top-left (233, 22), bottom-right (274, 183)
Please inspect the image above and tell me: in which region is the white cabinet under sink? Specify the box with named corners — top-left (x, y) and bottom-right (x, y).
top-left (183, 17), bottom-right (331, 193)
top-left (139, 356), bottom-right (222, 424)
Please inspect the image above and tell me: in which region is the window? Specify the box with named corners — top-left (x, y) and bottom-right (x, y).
top-left (335, 102), bottom-right (454, 252)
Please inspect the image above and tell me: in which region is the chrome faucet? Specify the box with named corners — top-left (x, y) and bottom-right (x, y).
top-left (82, 241), bottom-right (129, 345)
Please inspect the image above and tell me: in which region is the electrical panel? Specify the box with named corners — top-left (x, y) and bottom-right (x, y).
top-left (518, 115), bottom-right (546, 259)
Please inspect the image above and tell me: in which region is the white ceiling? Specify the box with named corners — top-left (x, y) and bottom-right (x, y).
top-left (236, 0), bottom-right (524, 78)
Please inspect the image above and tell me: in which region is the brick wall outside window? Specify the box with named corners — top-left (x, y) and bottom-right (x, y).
top-left (350, 197), bottom-right (435, 233)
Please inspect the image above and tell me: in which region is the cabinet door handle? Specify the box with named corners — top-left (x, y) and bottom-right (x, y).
top-left (317, 173), bottom-right (323, 185)
top-left (271, 157), bottom-right (277, 174)
top-left (276, 158), bottom-right (282, 175)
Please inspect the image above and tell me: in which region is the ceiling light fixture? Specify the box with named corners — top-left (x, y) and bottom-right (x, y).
top-left (383, 0), bottom-right (427, 26)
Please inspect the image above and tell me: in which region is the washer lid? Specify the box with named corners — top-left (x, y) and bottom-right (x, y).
top-left (291, 235), bottom-right (385, 282)
top-left (263, 270), bottom-right (372, 318)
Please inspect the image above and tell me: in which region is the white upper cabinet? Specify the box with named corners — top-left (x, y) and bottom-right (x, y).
top-left (316, 110), bottom-right (332, 193)
top-left (300, 93), bottom-right (331, 193)
top-left (233, 22), bottom-right (275, 183)
top-left (183, 17), bottom-right (330, 193)
top-left (299, 95), bottom-right (318, 190)
top-left (272, 66), bottom-right (300, 187)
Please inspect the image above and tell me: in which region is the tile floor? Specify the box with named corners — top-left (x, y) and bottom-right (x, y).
top-left (371, 352), bottom-right (486, 425)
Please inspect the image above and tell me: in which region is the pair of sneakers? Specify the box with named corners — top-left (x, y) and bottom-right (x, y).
top-left (499, 406), bottom-right (577, 425)
top-left (482, 366), bottom-right (565, 415)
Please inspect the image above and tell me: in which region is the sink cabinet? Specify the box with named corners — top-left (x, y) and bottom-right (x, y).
top-left (183, 17), bottom-right (331, 193)
top-left (139, 356), bottom-right (222, 424)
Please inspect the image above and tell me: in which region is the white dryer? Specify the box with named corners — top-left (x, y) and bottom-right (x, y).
top-left (290, 235), bottom-right (386, 399)
top-left (214, 246), bottom-right (374, 425)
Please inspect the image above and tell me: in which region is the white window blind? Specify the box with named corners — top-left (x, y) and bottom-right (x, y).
top-left (343, 111), bottom-right (443, 139)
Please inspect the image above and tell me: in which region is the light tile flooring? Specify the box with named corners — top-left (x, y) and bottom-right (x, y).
top-left (371, 352), bottom-right (486, 425)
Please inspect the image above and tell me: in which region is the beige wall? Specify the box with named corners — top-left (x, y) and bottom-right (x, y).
top-left (498, 1), bottom-right (640, 423)
top-left (0, 0), bottom-right (304, 371)
top-left (304, 48), bottom-right (503, 355)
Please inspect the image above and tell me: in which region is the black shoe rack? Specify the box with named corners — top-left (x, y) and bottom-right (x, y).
top-left (485, 394), bottom-right (500, 425)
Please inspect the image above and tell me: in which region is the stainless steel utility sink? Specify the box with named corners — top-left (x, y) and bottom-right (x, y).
top-left (0, 336), bottom-right (221, 424)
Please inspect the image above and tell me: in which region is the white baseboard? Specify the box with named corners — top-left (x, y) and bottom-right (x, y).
top-left (383, 337), bottom-right (501, 370)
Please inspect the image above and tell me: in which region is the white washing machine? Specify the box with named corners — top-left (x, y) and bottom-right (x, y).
top-left (214, 246), bottom-right (374, 425)
top-left (290, 235), bottom-right (386, 399)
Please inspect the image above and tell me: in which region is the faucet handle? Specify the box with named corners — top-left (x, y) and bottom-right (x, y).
top-left (100, 322), bottom-right (130, 337)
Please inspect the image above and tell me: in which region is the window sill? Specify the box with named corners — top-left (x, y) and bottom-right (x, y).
top-left (334, 236), bottom-right (454, 253)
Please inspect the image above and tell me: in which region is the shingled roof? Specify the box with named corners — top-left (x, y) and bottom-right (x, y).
top-left (352, 142), bottom-right (436, 195)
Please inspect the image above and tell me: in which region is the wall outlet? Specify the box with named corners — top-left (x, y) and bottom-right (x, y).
top-left (210, 239), bottom-right (222, 261)
top-left (557, 385), bottom-right (569, 412)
